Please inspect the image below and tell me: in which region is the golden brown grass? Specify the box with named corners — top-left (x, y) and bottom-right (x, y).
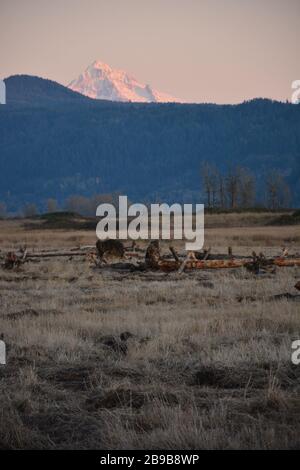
top-left (0, 216), bottom-right (299, 449)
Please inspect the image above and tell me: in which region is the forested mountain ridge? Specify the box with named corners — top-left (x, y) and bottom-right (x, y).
top-left (1, 75), bottom-right (299, 211)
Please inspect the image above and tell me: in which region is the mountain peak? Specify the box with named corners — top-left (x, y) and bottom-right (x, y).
top-left (90, 60), bottom-right (112, 72)
top-left (68, 60), bottom-right (179, 103)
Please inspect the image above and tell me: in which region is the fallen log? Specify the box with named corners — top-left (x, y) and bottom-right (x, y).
top-left (125, 251), bottom-right (144, 259)
top-left (78, 245), bottom-right (95, 250)
top-left (27, 251), bottom-right (89, 258)
top-left (157, 257), bottom-right (300, 272)
top-left (184, 259), bottom-right (247, 270)
top-left (2, 243), bottom-right (300, 273)
top-left (23, 253), bottom-right (300, 269)
top-left (273, 258), bottom-right (300, 267)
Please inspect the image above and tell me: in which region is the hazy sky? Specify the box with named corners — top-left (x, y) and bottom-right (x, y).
top-left (0, 0), bottom-right (299, 103)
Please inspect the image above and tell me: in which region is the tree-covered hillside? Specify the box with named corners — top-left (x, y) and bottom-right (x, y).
top-left (0, 75), bottom-right (299, 211)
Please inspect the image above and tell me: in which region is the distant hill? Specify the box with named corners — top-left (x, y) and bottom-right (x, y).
top-left (24, 211), bottom-right (96, 230)
top-left (4, 75), bottom-right (89, 105)
top-left (0, 75), bottom-right (300, 211)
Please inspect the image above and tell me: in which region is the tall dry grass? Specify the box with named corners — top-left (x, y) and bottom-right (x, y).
top-left (0, 217), bottom-right (299, 449)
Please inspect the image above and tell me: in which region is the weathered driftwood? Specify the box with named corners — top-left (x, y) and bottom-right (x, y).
top-left (1, 245), bottom-right (141, 265)
top-left (156, 257), bottom-right (300, 273)
top-left (1, 250), bottom-right (92, 268)
top-left (273, 258), bottom-right (300, 267)
top-left (2, 238), bottom-right (300, 274)
top-left (27, 251), bottom-right (88, 258)
top-left (78, 245), bottom-right (96, 250)
top-left (125, 251), bottom-right (144, 259)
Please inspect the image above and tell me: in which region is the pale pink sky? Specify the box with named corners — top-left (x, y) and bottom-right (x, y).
top-left (0, 0), bottom-right (299, 103)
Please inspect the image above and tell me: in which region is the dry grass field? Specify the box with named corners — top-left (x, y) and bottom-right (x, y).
top-left (0, 213), bottom-right (300, 449)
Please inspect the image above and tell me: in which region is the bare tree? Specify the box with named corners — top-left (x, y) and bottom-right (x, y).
top-left (226, 167), bottom-right (240, 209)
top-left (266, 171), bottom-right (291, 209)
top-left (238, 168), bottom-right (256, 208)
top-left (202, 164), bottom-right (259, 210)
top-left (218, 174), bottom-right (226, 208)
top-left (201, 162), bottom-right (219, 208)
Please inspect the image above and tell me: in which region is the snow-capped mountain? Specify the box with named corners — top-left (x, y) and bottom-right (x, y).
top-left (68, 60), bottom-right (179, 103)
